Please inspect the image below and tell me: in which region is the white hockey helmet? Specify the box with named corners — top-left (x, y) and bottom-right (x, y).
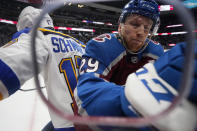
top-left (16, 6), bottom-right (54, 31)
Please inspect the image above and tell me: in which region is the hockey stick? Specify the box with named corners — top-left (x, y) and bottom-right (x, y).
top-left (19, 87), bottom-right (45, 92)
top-left (31, 0), bottom-right (196, 127)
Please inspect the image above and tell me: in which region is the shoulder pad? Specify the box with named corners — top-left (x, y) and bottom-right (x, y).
top-left (85, 33), bottom-right (125, 66)
top-left (145, 39), bottom-right (164, 58)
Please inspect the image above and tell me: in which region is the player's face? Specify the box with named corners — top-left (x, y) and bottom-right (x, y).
top-left (119, 14), bottom-right (153, 52)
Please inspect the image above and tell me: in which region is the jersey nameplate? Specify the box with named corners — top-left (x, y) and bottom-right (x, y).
top-left (51, 37), bottom-right (83, 54)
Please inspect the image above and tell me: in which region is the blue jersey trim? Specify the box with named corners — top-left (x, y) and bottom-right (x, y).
top-left (12, 28), bottom-right (31, 40)
top-left (0, 60), bottom-right (20, 95)
top-left (39, 28), bottom-right (85, 48)
top-left (55, 127), bottom-right (75, 131)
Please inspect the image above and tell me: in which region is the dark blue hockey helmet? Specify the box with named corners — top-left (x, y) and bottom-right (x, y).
top-left (119, 0), bottom-right (160, 34)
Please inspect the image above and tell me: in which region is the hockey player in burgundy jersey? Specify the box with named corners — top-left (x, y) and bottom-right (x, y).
top-left (75, 0), bottom-right (196, 130)
top-left (0, 6), bottom-right (85, 131)
top-left (77, 0), bottom-right (164, 87)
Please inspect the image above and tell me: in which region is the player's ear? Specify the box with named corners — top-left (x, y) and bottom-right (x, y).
top-left (118, 23), bottom-right (123, 34)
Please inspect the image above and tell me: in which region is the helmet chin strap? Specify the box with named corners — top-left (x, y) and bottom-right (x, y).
top-left (117, 24), bottom-right (151, 55)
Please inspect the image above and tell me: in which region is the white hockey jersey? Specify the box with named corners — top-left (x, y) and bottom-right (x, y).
top-left (0, 28), bottom-right (85, 129)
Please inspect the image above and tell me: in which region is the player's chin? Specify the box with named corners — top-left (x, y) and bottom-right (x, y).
top-left (127, 43), bottom-right (142, 52)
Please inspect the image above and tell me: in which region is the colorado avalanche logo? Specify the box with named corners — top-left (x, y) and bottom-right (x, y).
top-left (93, 34), bottom-right (111, 42)
top-left (131, 56), bottom-right (138, 63)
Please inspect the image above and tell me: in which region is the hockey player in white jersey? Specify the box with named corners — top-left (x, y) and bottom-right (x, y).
top-left (0, 6), bottom-right (85, 131)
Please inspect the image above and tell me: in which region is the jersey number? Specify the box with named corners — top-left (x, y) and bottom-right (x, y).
top-left (136, 67), bottom-right (175, 103)
top-left (79, 58), bottom-right (99, 75)
top-left (59, 55), bottom-right (81, 111)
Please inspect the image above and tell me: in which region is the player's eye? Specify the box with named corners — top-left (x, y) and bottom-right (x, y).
top-left (144, 26), bottom-right (150, 31)
top-left (130, 22), bottom-right (140, 27)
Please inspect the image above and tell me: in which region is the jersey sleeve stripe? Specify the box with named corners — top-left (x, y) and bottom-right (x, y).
top-left (0, 60), bottom-right (20, 96)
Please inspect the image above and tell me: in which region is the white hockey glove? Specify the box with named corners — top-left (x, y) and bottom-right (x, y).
top-left (125, 63), bottom-right (197, 131)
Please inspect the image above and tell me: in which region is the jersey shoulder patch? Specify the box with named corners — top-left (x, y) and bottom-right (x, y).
top-left (92, 33), bottom-right (112, 42)
top-left (85, 33), bottom-right (125, 66)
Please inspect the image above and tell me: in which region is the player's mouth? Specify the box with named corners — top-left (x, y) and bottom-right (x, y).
top-left (131, 39), bottom-right (142, 43)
